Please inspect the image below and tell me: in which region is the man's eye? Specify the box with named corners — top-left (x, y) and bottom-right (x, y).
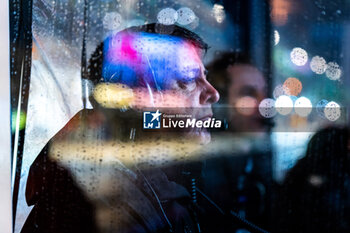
top-left (177, 78), bottom-right (197, 91)
top-left (178, 77), bottom-right (197, 84)
top-left (181, 68), bottom-right (200, 81)
top-left (239, 86), bottom-right (258, 97)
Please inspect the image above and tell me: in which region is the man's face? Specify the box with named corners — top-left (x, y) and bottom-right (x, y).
top-left (169, 43), bottom-right (220, 143)
top-left (102, 32), bottom-right (219, 143)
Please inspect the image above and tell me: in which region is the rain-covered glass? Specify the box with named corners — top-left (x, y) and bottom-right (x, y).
top-left (10, 0), bottom-right (350, 233)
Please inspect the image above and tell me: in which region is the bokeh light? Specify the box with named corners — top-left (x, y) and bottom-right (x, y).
top-left (308, 175), bottom-right (324, 187)
top-left (93, 83), bottom-right (134, 109)
top-left (157, 8), bottom-right (178, 25)
top-left (176, 7), bottom-right (196, 25)
top-left (275, 95), bottom-right (293, 115)
top-left (310, 56), bottom-right (327, 74)
top-left (294, 96), bottom-right (312, 117)
top-left (259, 98), bottom-right (277, 118)
top-left (324, 101), bottom-right (341, 121)
top-left (290, 47), bottom-right (308, 66)
top-left (212, 4), bottom-right (225, 23)
top-left (273, 84), bottom-right (286, 99)
top-left (283, 77), bottom-right (302, 96)
top-left (325, 62), bottom-right (342, 80)
top-left (274, 30), bottom-right (280, 46)
top-left (11, 110), bottom-right (26, 132)
top-left (235, 96), bottom-right (258, 116)
top-left (103, 12), bottom-right (123, 31)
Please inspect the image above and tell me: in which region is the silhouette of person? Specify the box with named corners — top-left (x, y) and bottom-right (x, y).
top-left (278, 127), bottom-right (350, 233)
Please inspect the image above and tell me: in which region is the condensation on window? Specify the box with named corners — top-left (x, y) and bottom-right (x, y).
top-left (10, 0), bottom-right (349, 233)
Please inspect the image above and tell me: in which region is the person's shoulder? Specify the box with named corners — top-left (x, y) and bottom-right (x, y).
top-left (27, 108), bottom-right (96, 192)
top-left (51, 109), bottom-right (95, 141)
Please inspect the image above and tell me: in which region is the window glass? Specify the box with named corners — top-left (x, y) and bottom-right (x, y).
top-left (11, 1), bottom-right (350, 232)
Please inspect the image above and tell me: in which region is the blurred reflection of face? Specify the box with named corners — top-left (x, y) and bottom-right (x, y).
top-left (227, 64), bottom-right (266, 132)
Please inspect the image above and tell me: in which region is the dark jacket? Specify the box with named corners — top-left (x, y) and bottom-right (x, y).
top-left (21, 110), bottom-right (198, 233)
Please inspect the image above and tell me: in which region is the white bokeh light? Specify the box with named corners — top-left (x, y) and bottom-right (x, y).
top-left (294, 97), bottom-right (312, 117)
top-left (177, 7), bottom-right (196, 25)
top-left (274, 30), bottom-right (280, 46)
top-left (324, 101), bottom-right (341, 121)
top-left (273, 84), bottom-right (285, 99)
top-left (157, 8), bottom-right (178, 25)
top-left (103, 12), bottom-right (123, 31)
top-left (275, 95), bottom-right (294, 115)
top-left (212, 4), bottom-right (225, 23)
top-left (310, 56), bottom-right (327, 74)
top-left (259, 98), bottom-right (277, 118)
top-left (290, 47), bottom-right (308, 66)
top-left (325, 62), bottom-right (342, 80)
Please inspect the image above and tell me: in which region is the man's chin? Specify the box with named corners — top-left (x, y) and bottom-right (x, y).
top-left (187, 128), bottom-right (211, 145)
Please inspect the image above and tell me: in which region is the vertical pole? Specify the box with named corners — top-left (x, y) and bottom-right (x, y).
top-left (10, 0), bottom-right (33, 229)
top-left (0, 0), bottom-right (12, 232)
top-left (81, 0), bottom-right (89, 109)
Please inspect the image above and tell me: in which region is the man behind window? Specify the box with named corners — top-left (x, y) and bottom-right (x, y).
top-left (22, 23), bottom-right (220, 233)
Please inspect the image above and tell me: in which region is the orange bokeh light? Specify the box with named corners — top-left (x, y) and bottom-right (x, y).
top-left (283, 77), bottom-right (302, 96)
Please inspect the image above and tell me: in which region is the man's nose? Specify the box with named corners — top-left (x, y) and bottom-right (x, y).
top-left (200, 79), bottom-right (220, 105)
